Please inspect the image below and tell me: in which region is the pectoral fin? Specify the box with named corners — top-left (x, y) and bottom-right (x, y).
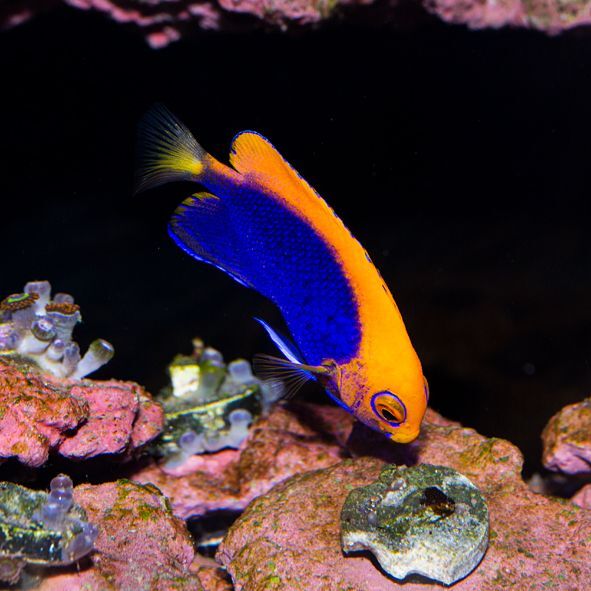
top-left (253, 354), bottom-right (333, 400)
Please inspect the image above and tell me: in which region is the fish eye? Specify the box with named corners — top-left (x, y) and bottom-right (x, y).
top-left (370, 391), bottom-right (407, 426)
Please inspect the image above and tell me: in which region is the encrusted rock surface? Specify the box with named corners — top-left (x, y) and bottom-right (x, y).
top-left (4, 0), bottom-right (591, 49)
top-left (0, 360), bottom-right (88, 467)
top-left (425, 0), bottom-right (591, 33)
top-left (190, 555), bottom-right (234, 591)
top-left (572, 483), bottom-right (591, 509)
top-left (133, 402), bottom-right (350, 519)
top-left (0, 359), bottom-right (164, 467)
top-left (542, 397), bottom-right (591, 475)
top-left (218, 410), bottom-right (591, 590)
top-left (57, 379), bottom-right (164, 460)
top-left (37, 479), bottom-right (204, 591)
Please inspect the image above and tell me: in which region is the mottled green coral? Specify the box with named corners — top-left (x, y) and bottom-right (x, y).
top-left (341, 464), bottom-right (489, 585)
top-left (0, 482), bottom-right (90, 566)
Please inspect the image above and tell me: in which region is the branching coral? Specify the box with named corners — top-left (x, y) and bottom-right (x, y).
top-left (0, 281), bottom-right (113, 379)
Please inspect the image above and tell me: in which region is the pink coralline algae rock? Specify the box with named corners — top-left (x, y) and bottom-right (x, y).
top-left (424, 0), bottom-right (591, 33)
top-left (218, 411), bottom-right (591, 590)
top-left (0, 358), bottom-right (163, 467)
top-left (572, 483), bottom-right (591, 509)
top-left (5, 0), bottom-right (591, 45)
top-left (542, 397), bottom-right (591, 475)
top-left (133, 402), bottom-right (350, 519)
top-left (190, 556), bottom-right (233, 591)
top-left (0, 359), bottom-right (88, 467)
top-left (36, 479), bottom-right (204, 591)
top-left (64, 0), bottom-right (222, 48)
top-left (60, 0), bottom-right (371, 47)
top-left (57, 379), bottom-right (164, 460)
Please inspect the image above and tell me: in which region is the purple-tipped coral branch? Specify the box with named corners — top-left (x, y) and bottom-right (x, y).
top-left (0, 281), bottom-right (113, 379)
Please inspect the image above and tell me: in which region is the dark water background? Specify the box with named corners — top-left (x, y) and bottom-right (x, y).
top-left (1, 9), bottom-right (589, 475)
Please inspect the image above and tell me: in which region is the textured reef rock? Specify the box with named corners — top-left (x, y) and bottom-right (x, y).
top-left (1, 0), bottom-right (369, 48)
top-left (0, 358), bottom-right (163, 467)
top-left (423, 0), bottom-right (591, 33)
top-left (218, 408), bottom-right (591, 590)
top-left (133, 401), bottom-right (349, 519)
top-left (341, 464), bottom-right (489, 586)
top-left (57, 378), bottom-right (164, 461)
top-left (0, 475), bottom-right (97, 585)
top-left (572, 483), bottom-right (591, 509)
top-left (190, 555), bottom-right (233, 591)
top-left (542, 397), bottom-right (591, 475)
top-left (4, 0), bottom-right (591, 49)
top-left (35, 479), bottom-right (204, 590)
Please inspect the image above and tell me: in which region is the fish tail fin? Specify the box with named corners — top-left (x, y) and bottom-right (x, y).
top-left (135, 104), bottom-right (207, 194)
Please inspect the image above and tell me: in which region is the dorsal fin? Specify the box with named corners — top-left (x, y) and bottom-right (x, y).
top-left (229, 132), bottom-right (324, 212)
top-left (230, 131), bottom-right (290, 177)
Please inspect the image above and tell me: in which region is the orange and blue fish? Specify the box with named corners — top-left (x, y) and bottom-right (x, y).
top-left (136, 105), bottom-right (428, 443)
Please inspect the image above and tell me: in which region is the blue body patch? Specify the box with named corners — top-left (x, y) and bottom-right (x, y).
top-left (169, 183), bottom-right (361, 366)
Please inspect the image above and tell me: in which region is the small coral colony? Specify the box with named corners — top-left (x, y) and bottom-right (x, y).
top-left (0, 106), bottom-right (587, 589)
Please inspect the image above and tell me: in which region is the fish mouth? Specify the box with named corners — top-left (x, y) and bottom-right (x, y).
top-left (389, 429), bottom-right (420, 444)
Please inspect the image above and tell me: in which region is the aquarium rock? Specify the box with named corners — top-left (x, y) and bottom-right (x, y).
top-left (0, 475), bottom-right (97, 585)
top-left (341, 464), bottom-right (488, 585)
top-left (0, 280), bottom-right (114, 379)
top-left (33, 479), bottom-right (204, 591)
top-left (542, 397), bottom-right (591, 475)
top-left (132, 401), bottom-right (348, 519)
top-left (191, 555), bottom-right (234, 591)
top-left (58, 378), bottom-right (164, 460)
top-left (572, 483), bottom-right (591, 509)
top-left (218, 407), bottom-right (591, 591)
top-left (155, 340), bottom-right (281, 468)
top-left (0, 359), bottom-right (88, 467)
top-left (4, 0), bottom-right (591, 50)
top-left (0, 358), bottom-right (163, 467)
top-left (424, 0), bottom-right (591, 35)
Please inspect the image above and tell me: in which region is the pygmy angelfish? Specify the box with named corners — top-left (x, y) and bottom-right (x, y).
top-left (136, 105), bottom-right (428, 443)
